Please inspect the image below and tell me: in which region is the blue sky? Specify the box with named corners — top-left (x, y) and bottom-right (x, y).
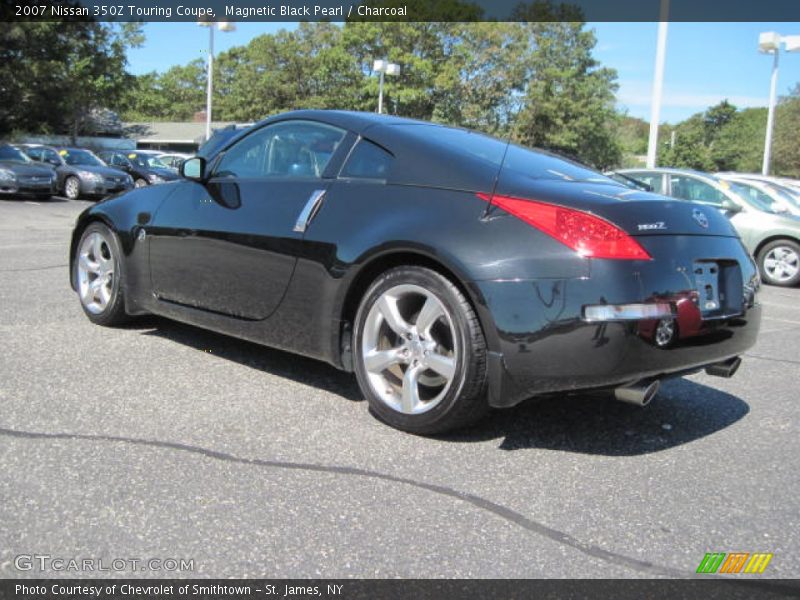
top-left (127, 21), bottom-right (800, 124)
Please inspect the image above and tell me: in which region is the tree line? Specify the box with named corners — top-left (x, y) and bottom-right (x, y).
top-left (654, 93), bottom-right (800, 177)
top-left (121, 20), bottom-right (622, 168)
top-left (2, 18), bottom-right (798, 176)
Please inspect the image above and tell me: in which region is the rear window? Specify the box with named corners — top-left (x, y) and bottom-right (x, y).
top-left (396, 124), bottom-right (508, 168)
top-left (502, 144), bottom-right (614, 184)
top-left (341, 139), bottom-right (393, 179)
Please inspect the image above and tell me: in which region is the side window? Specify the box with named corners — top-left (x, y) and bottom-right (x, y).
top-left (26, 147), bottom-right (42, 161)
top-left (214, 121), bottom-right (346, 179)
top-left (670, 175), bottom-right (726, 206)
top-left (628, 172), bottom-right (664, 193)
top-left (112, 154), bottom-right (129, 167)
top-left (340, 139), bottom-right (393, 180)
top-left (43, 149), bottom-right (61, 164)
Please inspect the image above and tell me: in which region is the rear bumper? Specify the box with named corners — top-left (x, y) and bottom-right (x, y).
top-left (473, 235), bottom-right (762, 408)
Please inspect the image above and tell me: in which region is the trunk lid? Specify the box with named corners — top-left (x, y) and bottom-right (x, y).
top-left (494, 146), bottom-right (737, 238)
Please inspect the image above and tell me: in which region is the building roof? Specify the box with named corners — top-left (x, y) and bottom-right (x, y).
top-left (123, 122), bottom-right (244, 145)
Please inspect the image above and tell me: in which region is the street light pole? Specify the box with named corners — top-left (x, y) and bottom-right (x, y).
top-left (372, 59), bottom-right (400, 114)
top-left (205, 24), bottom-right (214, 142)
top-left (762, 48), bottom-right (779, 176)
top-left (759, 32), bottom-right (800, 175)
top-left (378, 69), bottom-right (385, 114)
top-left (198, 20), bottom-right (236, 142)
top-left (646, 0), bottom-right (669, 169)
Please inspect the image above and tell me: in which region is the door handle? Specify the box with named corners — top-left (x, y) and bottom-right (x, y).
top-left (293, 189), bottom-right (327, 233)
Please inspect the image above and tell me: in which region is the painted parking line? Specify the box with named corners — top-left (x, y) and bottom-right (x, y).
top-left (761, 316), bottom-right (800, 325)
top-left (759, 301), bottom-right (800, 310)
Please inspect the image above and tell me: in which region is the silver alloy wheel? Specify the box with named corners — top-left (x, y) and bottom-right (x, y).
top-left (361, 284), bottom-right (458, 415)
top-left (65, 177), bottom-right (80, 199)
top-left (76, 232), bottom-right (115, 314)
top-left (654, 318), bottom-right (676, 347)
top-left (135, 178), bottom-right (147, 188)
top-left (764, 246), bottom-right (800, 283)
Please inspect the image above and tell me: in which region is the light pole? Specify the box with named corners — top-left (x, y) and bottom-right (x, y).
top-left (373, 59), bottom-right (400, 114)
top-left (198, 20), bottom-right (236, 142)
top-left (646, 0), bottom-right (669, 169)
top-left (759, 32), bottom-right (800, 176)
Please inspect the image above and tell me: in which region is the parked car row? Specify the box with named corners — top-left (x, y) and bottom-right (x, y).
top-left (607, 168), bottom-right (800, 287)
top-left (0, 142), bottom-right (185, 201)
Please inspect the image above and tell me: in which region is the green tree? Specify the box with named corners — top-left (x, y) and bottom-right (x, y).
top-left (660, 114), bottom-right (714, 170)
top-left (0, 22), bottom-right (141, 139)
top-left (703, 99), bottom-right (737, 145)
top-left (772, 84), bottom-right (800, 178)
top-left (511, 22), bottom-right (621, 169)
top-left (711, 107), bottom-right (766, 172)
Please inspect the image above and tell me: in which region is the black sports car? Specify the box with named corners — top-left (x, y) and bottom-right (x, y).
top-left (97, 150), bottom-right (181, 187)
top-left (69, 111), bottom-right (761, 434)
top-left (0, 144), bottom-right (57, 199)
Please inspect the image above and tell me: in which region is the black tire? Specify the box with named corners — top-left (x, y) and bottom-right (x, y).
top-left (757, 239), bottom-right (800, 287)
top-left (353, 266), bottom-right (488, 435)
top-left (73, 222), bottom-right (130, 326)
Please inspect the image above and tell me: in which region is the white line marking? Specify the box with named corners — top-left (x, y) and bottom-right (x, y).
top-left (762, 316), bottom-right (800, 325)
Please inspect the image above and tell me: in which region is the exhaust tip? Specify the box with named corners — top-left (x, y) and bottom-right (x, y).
top-left (614, 379), bottom-right (660, 407)
top-left (705, 356), bottom-right (742, 378)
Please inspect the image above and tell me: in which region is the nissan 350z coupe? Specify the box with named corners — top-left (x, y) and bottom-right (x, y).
top-left (69, 111), bottom-right (761, 434)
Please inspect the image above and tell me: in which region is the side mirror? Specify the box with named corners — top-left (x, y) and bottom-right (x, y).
top-left (180, 156), bottom-right (206, 181)
top-left (772, 202), bottom-right (788, 214)
top-left (721, 198), bottom-right (743, 214)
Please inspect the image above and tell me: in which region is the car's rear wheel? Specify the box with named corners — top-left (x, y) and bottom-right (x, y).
top-left (353, 266), bottom-right (488, 434)
top-left (134, 178), bottom-right (148, 188)
top-left (74, 223), bottom-right (128, 326)
top-left (64, 176), bottom-right (80, 200)
top-left (758, 239), bottom-right (800, 287)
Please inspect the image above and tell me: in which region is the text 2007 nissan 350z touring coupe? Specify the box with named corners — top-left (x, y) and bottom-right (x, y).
top-left (69, 111), bottom-right (761, 434)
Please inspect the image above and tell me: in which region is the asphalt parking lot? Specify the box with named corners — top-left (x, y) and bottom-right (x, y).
top-left (0, 196), bottom-right (798, 580)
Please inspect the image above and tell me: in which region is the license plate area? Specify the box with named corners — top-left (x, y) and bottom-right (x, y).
top-left (693, 261), bottom-right (721, 314)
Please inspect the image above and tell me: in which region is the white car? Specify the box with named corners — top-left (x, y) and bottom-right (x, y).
top-left (716, 174), bottom-right (800, 217)
top-left (156, 153), bottom-right (191, 172)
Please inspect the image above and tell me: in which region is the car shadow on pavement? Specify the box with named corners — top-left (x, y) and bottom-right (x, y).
top-left (131, 316), bottom-right (364, 402)
top-left (129, 316), bottom-right (748, 456)
top-left (441, 377), bottom-right (750, 456)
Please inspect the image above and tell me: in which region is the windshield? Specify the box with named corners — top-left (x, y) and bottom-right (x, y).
top-left (61, 149), bottom-right (105, 167)
top-left (0, 145), bottom-right (32, 163)
top-left (130, 153), bottom-right (169, 169)
top-left (766, 183), bottom-right (800, 210)
top-left (726, 181), bottom-right (778, 213)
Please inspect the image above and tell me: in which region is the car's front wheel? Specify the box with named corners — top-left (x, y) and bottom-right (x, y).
top-left (353, 266), bottom-right (488, 434)
top-left (64, 176), bottom-right (80, 200)
top-left (758, 239), bottom-right (800, 287)
top-left (74, 223), bottom-right (129, 326)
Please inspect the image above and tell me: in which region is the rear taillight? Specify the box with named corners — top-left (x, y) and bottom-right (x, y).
top-left (477, 193), bottom-right (651, 261)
